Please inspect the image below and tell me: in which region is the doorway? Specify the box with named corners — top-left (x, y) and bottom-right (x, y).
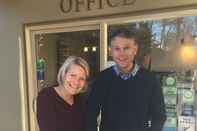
top-left (24, 23), bottom-right (102, 131)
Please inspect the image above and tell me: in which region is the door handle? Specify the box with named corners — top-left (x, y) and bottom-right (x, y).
top-left (32, 97), bottom-right (37, 113)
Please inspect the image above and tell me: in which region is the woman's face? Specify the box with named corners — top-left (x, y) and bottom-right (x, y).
top-left (63, 64), bottom-right (86, 95)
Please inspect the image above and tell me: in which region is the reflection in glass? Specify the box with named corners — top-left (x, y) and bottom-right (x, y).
top-left (107, 16), bottom-right (197, 131)
top-left (108, 16), bottom-right (197, 71)
top-left (35, 30), bottom-right (100, 90)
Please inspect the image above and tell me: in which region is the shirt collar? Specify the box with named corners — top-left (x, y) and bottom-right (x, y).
top-left (113, 63), bottom-right (140, 80)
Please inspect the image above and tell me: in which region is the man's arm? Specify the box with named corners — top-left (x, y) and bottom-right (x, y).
top-left (37, 89), bottom-right (56, 131)
top-left (149, 74), bottom-right (166, 131)
top-left (85, 77), bottom-right (106, 131)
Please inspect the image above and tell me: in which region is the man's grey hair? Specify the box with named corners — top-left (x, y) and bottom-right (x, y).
top-left (110, 28), bottom-right (139, 46)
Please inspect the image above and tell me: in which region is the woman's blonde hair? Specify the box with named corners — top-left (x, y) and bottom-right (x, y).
top-left (57, 56), bottom-right (90, 86)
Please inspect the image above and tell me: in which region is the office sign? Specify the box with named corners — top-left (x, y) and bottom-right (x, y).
top-left (59, 0), bottom-right (197, 18)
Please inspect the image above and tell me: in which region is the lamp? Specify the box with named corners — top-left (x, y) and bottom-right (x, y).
top-left (83, 47), bottom-right (89, 52)
top-left (151, 37), bottom-right (197, 71)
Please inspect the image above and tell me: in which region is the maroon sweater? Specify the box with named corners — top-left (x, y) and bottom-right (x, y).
top-left (37, 87), bottom-right (85, 131)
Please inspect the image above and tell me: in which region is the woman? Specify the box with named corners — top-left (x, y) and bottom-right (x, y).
top-left (37, 56), bottom-right (90, 131)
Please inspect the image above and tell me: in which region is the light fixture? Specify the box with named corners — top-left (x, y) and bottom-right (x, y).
top-left (83, 47), bottom-right (88, 52)
top-left (180, 44), bottom-right (196, 65)
top-left (195, 36), bottom-right (197, 41)
top-left (92, 46), bottom-right (97, 52)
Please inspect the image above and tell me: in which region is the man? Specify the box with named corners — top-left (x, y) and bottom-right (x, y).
top-left (86, 28), bottom-right (166, 131)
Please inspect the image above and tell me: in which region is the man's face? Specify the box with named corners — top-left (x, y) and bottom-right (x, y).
top-left (111, 36), bottom-right (138, 73)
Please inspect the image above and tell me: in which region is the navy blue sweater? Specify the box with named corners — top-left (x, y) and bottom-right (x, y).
top-left (86, 67), bottom-right (166, 131)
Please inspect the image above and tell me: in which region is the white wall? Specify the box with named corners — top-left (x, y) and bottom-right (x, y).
top-left (0, 2), bottom-right (21, 131)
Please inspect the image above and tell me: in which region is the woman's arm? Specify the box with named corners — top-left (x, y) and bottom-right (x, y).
top-left (37, 89), bottom-right (56, 131)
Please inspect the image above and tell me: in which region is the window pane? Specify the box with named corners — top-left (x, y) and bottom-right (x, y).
top-left (35, 29), bottom-right (100, 90)
top-left (108, 16), bottom-right (197, 71)
top-left (107, 16), bottom-right (197, 131)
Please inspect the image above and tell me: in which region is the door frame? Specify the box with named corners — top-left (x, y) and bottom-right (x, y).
top-left (24, 21), bottom-right (106, 131)
top-left (21, 8), bottom-right (197, 131)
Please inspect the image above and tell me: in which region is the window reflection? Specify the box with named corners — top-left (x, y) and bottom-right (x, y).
top-left (108, 16), bottom-right (197, 71)
top-left (107, 16), bottom-right (197, 131)
top-left (35, 30), bottom-right (100, 90)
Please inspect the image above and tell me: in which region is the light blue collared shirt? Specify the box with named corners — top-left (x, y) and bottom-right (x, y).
top-left (113, 63), bottom-right (140, 80)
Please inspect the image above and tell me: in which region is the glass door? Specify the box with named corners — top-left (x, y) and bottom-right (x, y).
top-left (25, 24), bottom-right (100, 131)
top-left (35, 29), bottom-right (100, 91)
